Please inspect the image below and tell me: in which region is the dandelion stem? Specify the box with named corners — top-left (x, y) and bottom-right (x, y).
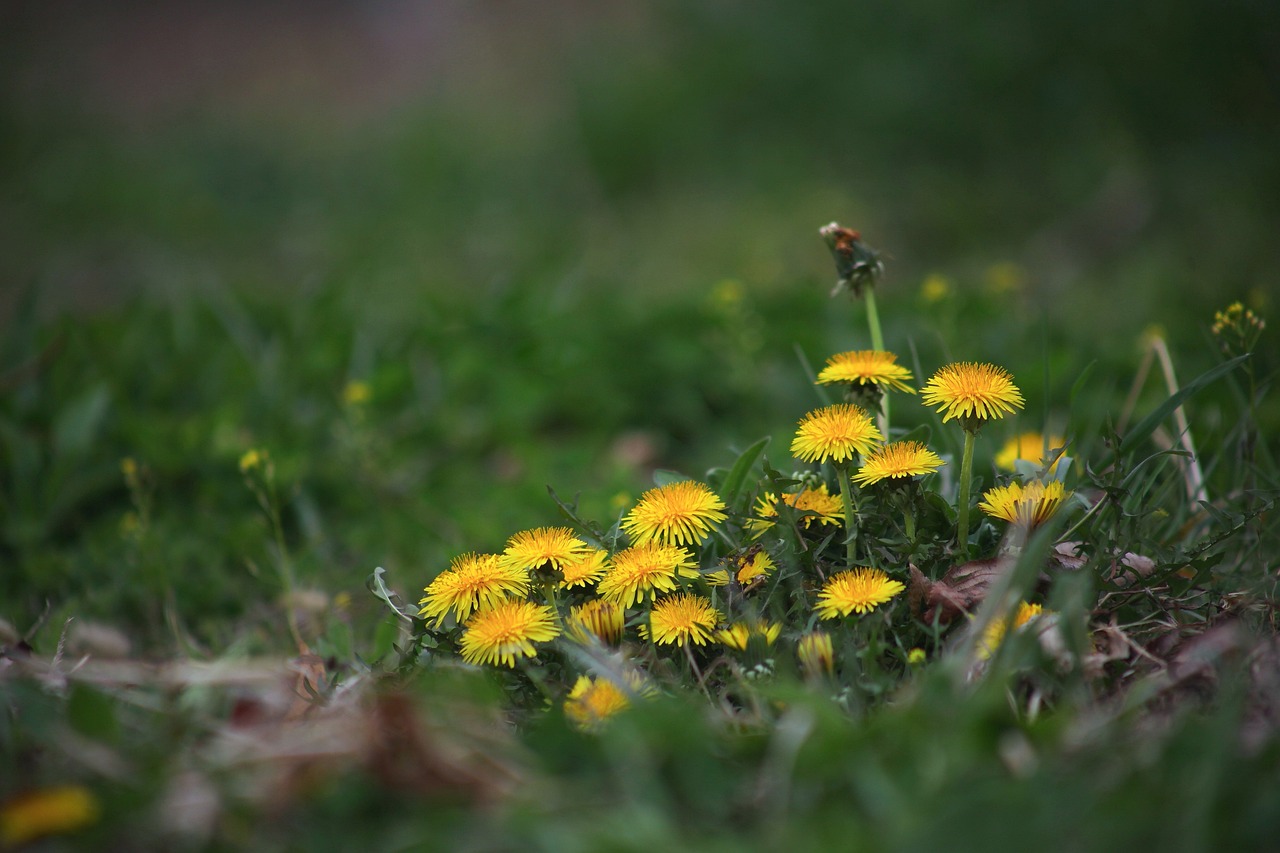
top-left (956, 430), bottom-right (977, 561)
top-left (837, 464), bottom-right (858, 566)
top-left (864, 286), bottom-right (890, 435)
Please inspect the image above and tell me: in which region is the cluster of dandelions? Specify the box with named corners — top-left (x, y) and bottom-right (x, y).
top-left (397, 225), bottom-right (1259, 730)
top-left (410, 352), bottom-right (1072, 729)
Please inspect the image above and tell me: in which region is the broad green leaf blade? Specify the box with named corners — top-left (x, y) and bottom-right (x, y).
top-left (720, 436), bottom-right (770, 507)
top-left (1118, 353), bottom-right (1249, 456)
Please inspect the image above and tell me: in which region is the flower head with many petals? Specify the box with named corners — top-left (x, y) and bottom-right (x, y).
top-left (815, 568), bottom-right (905, 619)
top-left (418, 553), bottom-right (530, 626)
top-left (715, 620), bottom-right (781, 651)
top-left (563, 673), bottom-right (651, 730)
top-left (979, 479), bottom-right (1070, 527)
top-left (458, 600), bottom-right (560, 667)
top-left (707, 545), bottom-right (775, 588)
top-left (797, 632), bottom-right (835, 678)
top-left (852, 440), bottom-right (945, 487)
top-left (622, 481), bottom-right (727, 547)
top-left (597, 542), bottom-right (698, 608)
top-left (921, 362), bottom-right (1024, 430)
top-left (816, 350), bottom-right (916, 393)
top-left (566, 599), bottom-right (625, 646)
top-left (558, 548), bottom-right (610, 589)
top-left (644, 594), bottom-right (721, 647)
top-left (978, 602), bottom-right (1046, 659)
top-left (791, 404), bottom-right (883, 465)
top-left (500, 526), bottom-right (591, 574)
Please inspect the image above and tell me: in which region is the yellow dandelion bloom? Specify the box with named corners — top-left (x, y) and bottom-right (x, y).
top-left (621, 481), bottom-right (728, 547)
top-left (791, 404), bottom-right (884, 465)
top-left (645, 593), bottom-right (721, 647)
top-left (920, 273), bottom-right (952, 303)
top-left (418, 553), bottom-right (530, 626)
top-left (750, 485), bottom-right (844, 535)
top-left (501, 526), bottom-right (592, 574)
top-left (597, 542), bottom-right (698, 608)
top-left (907, 647), bottom-right (927, 666)
top-left (815, 568), bottom-right (905, 619)
top-left (566, 599), bottom-right (626, 646)
top-left (342, 380), bottom-right (372, 406)
top-left (559, 548), bottom-right (610, 589)
top-left (852, 440), bottom-right (945, 486)
top-left (238, 448), bottom-right (267, 473)
top-left (706, 546), bottom-right (775, 587)
top-left (0, 786), bottom-right (100, 847)
top-left (995, 432), bottom-right (1066, 472)
top-left (978, 602), bottom-right (1045, 659)
top-left (816, 350), bottom-right (916, 393)
top-left (458, 599), bottom-right (560, 667)
top-left (921, 362), bottom-right (1025, 427)
top-left (797, 631), bottom-right (835, 678)
top-left (715, 620), bottom-right (781, 651)
top-left (979, 480), bottom-right (1069, 527)
top-left (568, 671), bottom-right (655, 732)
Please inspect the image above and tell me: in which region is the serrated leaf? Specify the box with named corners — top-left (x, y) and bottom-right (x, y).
top-left (367, 566), bottom-right (415, 623)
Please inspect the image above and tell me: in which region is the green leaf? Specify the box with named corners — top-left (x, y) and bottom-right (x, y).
top-left (653, 469), bottom-right (689, 487)
top-left (67, 683), bottom-right (120, 742)
top-left (1069, 360), bottom-right (1098, 408)
top-left (720, 436), bottom-right (770, 507)
top-left (367, 567), bottom-right (415, 623)
top-left (52, 383), bottom-right (111, 459)
top-left (1118, 353), bottom-right (1250, 456)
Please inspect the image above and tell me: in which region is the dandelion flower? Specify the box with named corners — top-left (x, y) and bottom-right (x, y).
top-left (815, 568), bottom-right (905, 619)
top-left (715, 620), bottom-right (781, 651)
top-left (816, 350), bottom-right (916, 393)
top-left (797, 632), bottom-right (835, 678)
top-left (597, 542), bottom-right (698, 608)
top-left (707, 545), bottom-right (775, 587)
top-left (559, 548), bottom-right (610, 589)
top-left (750, 485), bottom-right (844, 535)
top-left (418, 553), bottom-right (530, 626)
top-left (921, 362), bottom-right (1024, 428)
top-left (566, 599), bottom-right (625, 646)
top-left (979, 480), bottom-right (1070, 527)
top-left (995, 432), bottom-right (1066, 472)
top-left (564, 674), bottom-right (636, 730)
top-left (645, 593), bottom-right (721, 647)
top-left (458, 600), bottom-right (560, 667)
top-left (500, 526), bottom-right (591, 574)
top-left (791, 404), bottom-right (883, 465)
top-left (621, 481), bottom-right (728, 547)
top-left (852, 441), bottom-right (945, 487)
top-left (0, 786), bottom-right (100, 847)
top-left (978, 602), bottom-right (1045, 659)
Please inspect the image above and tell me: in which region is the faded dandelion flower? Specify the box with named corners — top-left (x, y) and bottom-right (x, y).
top-left (621, 481), bottom-right (728, 548)
top-left (458, 600), bottom-right (560, 667)
top-left (791, 404), bottom-right (883, 465)
top-left (815, 568), bottom-right (905, 619)
top-left (418, 553), bottom-right (530, 626)
top-left (921, 362), bottom-right (1024, 430)
top-left (852, 441), bottom-right (945, 487)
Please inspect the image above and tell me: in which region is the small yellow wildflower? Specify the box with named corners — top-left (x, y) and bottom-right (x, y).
top-left (815, 568), bottom-right (905, 619)
top-left (1, 786), bottom-right (100, 847)
top-left (921, 362), bottom-right (1025, 429)
top-left (500, 526), bottom-right (592, 574)
top-left (715, 620), bottom-right (781, 651)
top-left (597, 542), bottom-right (698, 608)
top-left (750, 485), bottom-right (844, 535)
top-left (566, 599), bottom-right (626, 646)
top-left (852, 441), bottom-right (945, 487)
top-left (791, 404), bottom-right (883, 465)
top-left (238, 448), bottom-right (267, 473)
top-left (343, 380), bottom-right (372, 406)
top-left (458, 600), bottom-right (560, 667)
top-left (797, 631), bottom-right (834, 678)
top-left (977, 602), bottom-right (1046, 659)
top-left (644, 593), bottom-right (721, 647)
top-left (979, 480), bottom-right (1070, 528)
top-left (995, 432), bottom-right (1066, 472)
top-left (621, 481), bottom-right (728, 547)
top-left (815, 350), bottom-right (916, 394)
top-left (706, 546), bottom-right (775, 588)
top-left (418, 553), bottom-right (530, 626)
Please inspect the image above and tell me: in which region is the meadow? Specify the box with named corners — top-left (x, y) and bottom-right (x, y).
top-left (2, 3), bottom-right (1279, 850)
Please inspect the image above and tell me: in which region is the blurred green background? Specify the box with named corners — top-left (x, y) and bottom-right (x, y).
top-left (2, 0), bottom-right (1277, 648)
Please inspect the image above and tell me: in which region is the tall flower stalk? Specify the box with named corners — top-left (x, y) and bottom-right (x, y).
top-left (921, 362), bottom-right (1025, 561)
